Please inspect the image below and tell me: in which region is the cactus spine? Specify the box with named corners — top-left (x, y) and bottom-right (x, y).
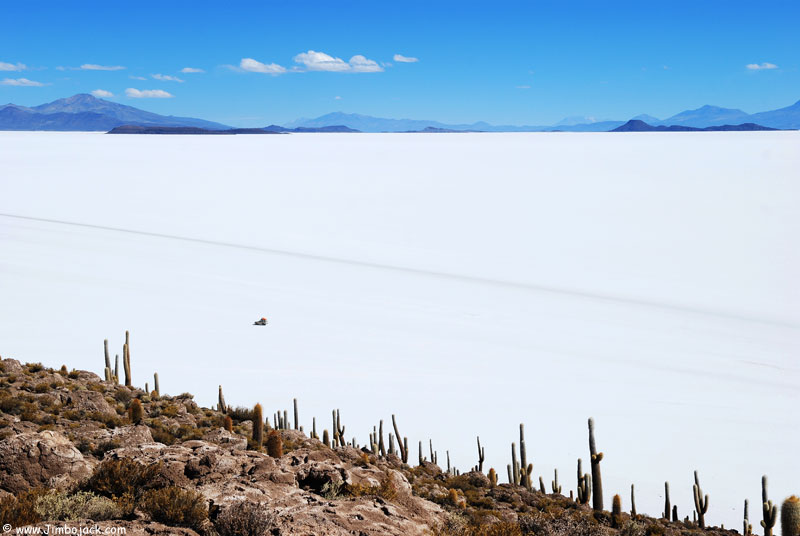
top-left (664, 482), bottom-right (671, 520)
top-left (391, 414), bottom-right (408, 463)
top-left (761, 476), bottom-right (777, 536)
top-left (153, 373), bottom-right (159, 397)
top-left (252, 403), bottom-right (264, 448)
top-left (552, 469), bottom-right (561, 494)
top-left (692, 470), bottom-right (709, 528)
top-left (781, 496), bottom-right (800, 536)
top-left (588, 418), bottom-right (603, 511)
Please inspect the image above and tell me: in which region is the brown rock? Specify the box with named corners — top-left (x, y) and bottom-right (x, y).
top-left (0, 431), bottom-right (95, 493)
top-left (64, 390), bottom-right (116, 416)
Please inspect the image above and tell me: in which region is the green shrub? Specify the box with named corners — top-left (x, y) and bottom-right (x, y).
top-left (139, 487), bottom-right (207, 530)
top-left (34, 383), bottom-right (50, 393)
top-left (34, 491), bottom-right (121, 521)
top-left (215, 500), bottom-right (275, 536)
top-left (27, 363), bottom-right (44, 373)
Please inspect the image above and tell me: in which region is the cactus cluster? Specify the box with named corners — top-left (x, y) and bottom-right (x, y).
top-left (762, 475), bottom-right (777, 536)
top-left (576, 458), bottom-right (591, 505)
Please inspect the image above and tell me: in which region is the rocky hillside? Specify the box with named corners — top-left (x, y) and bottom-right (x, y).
top-left (0, 355), bottom-right (786, 536)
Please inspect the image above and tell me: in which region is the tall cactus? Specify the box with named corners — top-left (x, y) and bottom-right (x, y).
top-left (333, 409), bottom-right (346, 447)
top-left (378, 420), bottom-right (385, 457)
top-left (782, 496), bottom-right (800, 536)
top-left (588, 418), bottom-right (603, 511)
top-left (664, 482), bottom-right (671, 520)
top-left (612, 494), bottom-right (622, 527)
top-left (391, 414), bottom-right (408, 463)
top-left (153, 373), bottom-right (160, 397)
top-left (511, 442), bottom-right (520, 486)
top-left (218, 386), bottom-right (227, 413)
top-left (488, 468), bottom-right (497, 487)
top-left (539, 476), bottom-right (546, 493)
top-left (123, 343), bottom-right (131, 387)
top-left (744, 499), bottom-right (753, 535)
top-left (124, 331), bottom-right (132, 387)
top-left (114, 355), bottom-right (119, 384)
top-left (293, 398), bottom-right (299, 430)
top-left (519, 424), bottom-right (532, 490)
top-left (252, 403), bottom-right (264, 448)
top-left (322, 429), bottom-right (330, 448)
top-left (477, 436), bottom-right (485, 473)
top-left (693, 470), bottom-right (709, 528)
top-left (761, 476), bottom-right (777, 536)
top-left (104, 339), bottom-right (111, 373)
top-left (631, 484), bottom-right (637, 517)
top-left (552, 469), bottom-right (561, 494)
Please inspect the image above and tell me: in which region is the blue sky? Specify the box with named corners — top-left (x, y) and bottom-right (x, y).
top-left (1, 0), bottom-right (797, 127)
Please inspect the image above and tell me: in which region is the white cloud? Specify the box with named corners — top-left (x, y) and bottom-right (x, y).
top-left (334, 96), bottom-right (342, 100)
top-left (293, 50), bottom-right (383, 73)
top-left (240, 58), bottom-right (287, 74)
top-left (91, 89), bottom-right (114, 98)
top-left (125, 88), bottom-right (173, 98)
top-left (129, 75), bottom-right (147, 80)
top-left (348, 55), bottom-right (382, 72)
top-left (393, 54), bottom-right (419, 63)
top-left (746, 62), bottom-right (778, 70)
top-left (0, 61), bottom-right (26, 71)
top-left (80, 64), bottom-right (126, 71)
top-left (180, 67), bottom-right (205, 73)
top-left (515, 85), bottom-right (531, 89)
top-left (152, 73), bottom-right (184, 82)
top-left (1, 78), bottom-right (45, 86)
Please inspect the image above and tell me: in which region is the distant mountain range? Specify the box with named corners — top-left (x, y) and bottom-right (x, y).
top-left (1, 94), bottom-right (799, 132)
top-left (0, 94), bottom-right (229, 131)
top-left (285, 100), bottom-right (800, 132)
top-left (611, 120), bottom-right (777, 132)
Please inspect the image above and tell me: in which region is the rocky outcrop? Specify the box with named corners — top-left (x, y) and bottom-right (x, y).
top-left (0, 431), bottom-right (95, 493)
